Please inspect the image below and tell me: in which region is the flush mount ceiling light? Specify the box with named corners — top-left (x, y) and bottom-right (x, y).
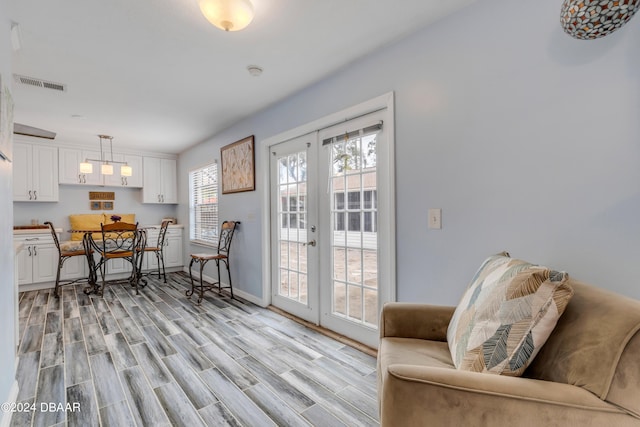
top-left (198, 0), bottom-right (254, 32)
top-left (560, 0), bottom-right (640, 40)
top-left (79, 135), bottom-right (132, 177)
top-left (247, 65), bottom-right (263, 76)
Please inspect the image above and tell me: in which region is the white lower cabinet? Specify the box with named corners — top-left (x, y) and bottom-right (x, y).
top-left (141, 227), bottom-right (183, 271)
top-left (60, 255), bottom-right (87, 280)
top-left (15, 234), bottom-right (58, 286)
top-left (15, 226), bottom-right (183, 288)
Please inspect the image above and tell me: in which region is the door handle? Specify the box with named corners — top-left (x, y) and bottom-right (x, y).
top-left (303, 239), bottom-right (316, 247)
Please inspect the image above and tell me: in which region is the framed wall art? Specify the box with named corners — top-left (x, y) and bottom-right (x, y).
top-left (221, 135), bottom-right (255, 194)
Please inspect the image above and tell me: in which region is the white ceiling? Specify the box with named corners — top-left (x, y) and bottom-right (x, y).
top-left (8, 0), bottom-right (475, 154)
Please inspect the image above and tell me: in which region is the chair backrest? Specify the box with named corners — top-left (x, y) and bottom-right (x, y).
top-left (44, 221), bottom-right (61, 256)
top-left (217, 221), bottom-right (239, 256)
top-left (100, 222), bottom-right (138, 254)
top-left (156, 219), bottom-right (173, 248)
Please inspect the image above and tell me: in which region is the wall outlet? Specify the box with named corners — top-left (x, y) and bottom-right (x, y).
top-left (428, 208), bottom-right (442, 229)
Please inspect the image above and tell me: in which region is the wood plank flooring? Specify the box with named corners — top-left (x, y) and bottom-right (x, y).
top-left (11, 272), bottom-right (379, 427)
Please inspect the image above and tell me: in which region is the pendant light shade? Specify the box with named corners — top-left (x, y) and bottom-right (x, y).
top-left (101, 163), bottom-right (114, 175)
top-left (78, 135), bottom-right (132, 177)
top-left (198, 0), bottom-right (254, 32)
top-left (120, 164), bottom-right (132, 177)
top-left (79, 162), bottom-right (93, 174)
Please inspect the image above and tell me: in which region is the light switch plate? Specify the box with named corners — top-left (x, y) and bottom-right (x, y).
top-left (428, 208), bottom-right (442, 229)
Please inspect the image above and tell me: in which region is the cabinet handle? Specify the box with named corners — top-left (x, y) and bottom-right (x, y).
top-left (125, 177), bottom-right (128, 186)
top-left (34, 191), bottom-right (37, 200)
top-left (28, 246), bottom-right (32, 256)
top-left (28, 190), bottom-right (32, 200)
top-left (82, 174), bottom-right (86, 184)
top-left (161, 194), bottom-right (165, 203)
top-left (33, 246), bottom-right (37, 256)
top-left (78, 174), bottom-right (82, 183)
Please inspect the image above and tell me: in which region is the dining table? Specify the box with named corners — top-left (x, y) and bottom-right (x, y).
top-left (71, 226), bottom-right (148, 296)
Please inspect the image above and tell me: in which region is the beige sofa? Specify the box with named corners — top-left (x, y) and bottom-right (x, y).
top-left (378, 280), bottom-right (640, 426)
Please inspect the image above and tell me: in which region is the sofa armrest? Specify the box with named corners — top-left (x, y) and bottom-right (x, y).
top-left (379, 303), bottom-right (455, 341)
top-left (381, 364), bottom-right (631, 426)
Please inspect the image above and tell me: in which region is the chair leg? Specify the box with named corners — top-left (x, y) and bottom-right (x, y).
top-left (225, 259), bottom-right (234, 299)
top-left (198, 260), bottom-right (208, 304)
top-left (54, 258), bottom-right (64, 298)
top-left (186, 258), bottom-right (196, 298)
top-left (216, 259), bottom-right (222, 293)
top-left (160, 251), bottom-right (167, 283)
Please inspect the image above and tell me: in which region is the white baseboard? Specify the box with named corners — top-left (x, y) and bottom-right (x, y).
top-left (181, 267), bottom-right (267, 307)
top-left (1, 380), bottom-right (19, 427)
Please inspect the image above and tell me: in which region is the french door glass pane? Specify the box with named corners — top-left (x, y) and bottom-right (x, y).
top-left (277, 151), bottom-right (308, 304)
top-left (330, 131), bottom-right (379, 328)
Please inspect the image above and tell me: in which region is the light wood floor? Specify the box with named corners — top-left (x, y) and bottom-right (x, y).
top-left (11, 272), bottom-right (379, 427)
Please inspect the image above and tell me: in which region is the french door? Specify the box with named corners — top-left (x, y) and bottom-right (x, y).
top-left (270, 109), bottom-right (392, 348)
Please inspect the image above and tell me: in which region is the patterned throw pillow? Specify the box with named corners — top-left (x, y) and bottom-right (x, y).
top-left (447, 253), bottom-right (574, 376)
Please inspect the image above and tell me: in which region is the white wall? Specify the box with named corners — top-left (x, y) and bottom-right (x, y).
top-left (179, 0), bottom-right (640, 305)
top-left (0, 0), bottom-right (17, 417)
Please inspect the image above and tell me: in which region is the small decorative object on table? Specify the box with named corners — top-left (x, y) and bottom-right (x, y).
top-left (110, 215), bottom-right (121, 222)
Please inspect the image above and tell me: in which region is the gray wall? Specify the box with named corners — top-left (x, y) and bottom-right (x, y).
top-left (14, 184), bottom-right (177, 240)
top-left (179, 0), bottom-right (640, 305)
top-left (0, 0), bottom-right (17, 410)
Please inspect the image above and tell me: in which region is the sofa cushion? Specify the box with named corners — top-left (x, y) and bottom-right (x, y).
top-left (447, 253), bottom-right (574, 376)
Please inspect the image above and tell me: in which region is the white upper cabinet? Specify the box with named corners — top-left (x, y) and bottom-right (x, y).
top-left (142, 157), bottom-right (177, 203)
top-left (13, 142), bottom-right (59, 202)
top-left (59, 147), bottom-right (102, 185)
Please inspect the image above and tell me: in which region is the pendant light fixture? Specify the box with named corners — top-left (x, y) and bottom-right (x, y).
top-left (79, 135), bottom-right (132, 177)
top-left (198, 0), bottom-right (254, 32)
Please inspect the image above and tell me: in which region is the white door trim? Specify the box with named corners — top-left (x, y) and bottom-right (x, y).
top-left (259, 92), bottom-right (396, 309)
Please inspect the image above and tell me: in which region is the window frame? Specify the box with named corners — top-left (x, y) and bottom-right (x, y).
top-left (189, 162), bottom-right (219, 247)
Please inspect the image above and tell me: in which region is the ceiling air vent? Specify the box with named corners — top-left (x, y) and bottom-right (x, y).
top-left (13, 74), bottom-right (66, 92)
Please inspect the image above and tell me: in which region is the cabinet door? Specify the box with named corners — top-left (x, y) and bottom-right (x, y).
top-left (59, 148), bottom-right (102, 185)
top-left (16, 246), bottom-right (33, 285)
top-left (33, 146), bottom-right (59, 202)
top-left (106, 258), bottom-right (133, 275)
top-left (102, 152), bottom-right (124, 187)
top-left (13, 143), bottom-right (33, 201)
top-left (32, 244), bottom-right (58, 283)
top-left (164, 235), bottom-right (183, 267)
top-left (142, 157), bottom-right (163, 203)
top-left (123, 154), bottom-right (143, 188)
top-left (60, 255), bottom-right (87, 280)
top-left (160, 159), bottom-right (177, 203)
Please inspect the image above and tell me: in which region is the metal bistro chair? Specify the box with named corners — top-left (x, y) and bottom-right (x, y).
top-left (93, 221), bottom-right (142, 295)
top-left (187, 220), bottom-right (240, 304)
top-left (45, 221), bottom-right (92, 298)
top-left (138, 219), bottom-right (172, 283)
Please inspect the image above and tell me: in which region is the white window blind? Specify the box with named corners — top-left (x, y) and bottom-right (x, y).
top-left (189, 162), bottom-right (218, 245)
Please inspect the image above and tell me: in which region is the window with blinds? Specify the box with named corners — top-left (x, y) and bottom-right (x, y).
top-left (189, 162), bottom-right (218, 246)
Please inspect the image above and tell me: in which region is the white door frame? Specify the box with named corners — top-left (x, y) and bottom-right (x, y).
top-left (259, 92), bottom-right (396, 316)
